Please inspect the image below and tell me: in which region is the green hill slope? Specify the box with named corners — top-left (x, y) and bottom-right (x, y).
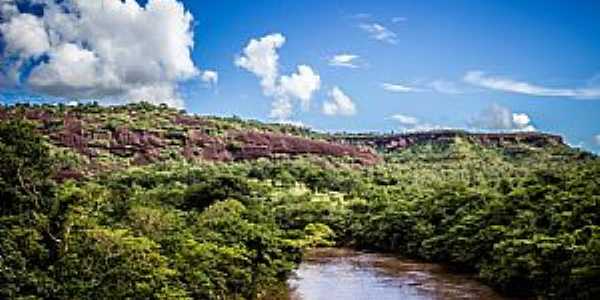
top-left (1, 103), bottom-right (599, 300)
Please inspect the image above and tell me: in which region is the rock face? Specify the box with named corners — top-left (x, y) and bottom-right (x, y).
top-left (231, 131), bottom-right (379, 164)
top-left (334, 130), bottom-right (564, 151)
top-left (0, 105), bottom-right (381, 169)
top-left (0, 104), bottom-right (567, 174)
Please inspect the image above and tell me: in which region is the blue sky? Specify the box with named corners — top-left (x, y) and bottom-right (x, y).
top-left (1, 0), bottom-right (600, 151)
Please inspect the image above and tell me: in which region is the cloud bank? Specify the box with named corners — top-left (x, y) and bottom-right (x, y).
top-left (236, 33), bottom-right (321, 120)
top-left (0, 0), bottom-right (203, 108)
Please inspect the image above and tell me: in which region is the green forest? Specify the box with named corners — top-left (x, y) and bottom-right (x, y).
top-left (1, 104), bottom-right (599, 299)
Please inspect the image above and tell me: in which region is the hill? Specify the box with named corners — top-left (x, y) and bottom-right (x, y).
top-left (0, 102), bottom-right (576, 176)
top-left (1, 102), bottom-right (598, 300)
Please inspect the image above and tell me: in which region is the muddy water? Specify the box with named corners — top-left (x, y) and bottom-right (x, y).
top-left (287, 248), bottom-right (520, 300)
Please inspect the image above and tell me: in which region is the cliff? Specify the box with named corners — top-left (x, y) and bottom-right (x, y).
top-left (0, 103), bottom-right (569, 178)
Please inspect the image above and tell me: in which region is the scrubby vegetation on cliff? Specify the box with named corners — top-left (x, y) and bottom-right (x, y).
top-left (1, 103), bottom-right (599, 299)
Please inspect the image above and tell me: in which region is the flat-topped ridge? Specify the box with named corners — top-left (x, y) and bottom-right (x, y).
top-left (333, 130), bottom-right (564, 151)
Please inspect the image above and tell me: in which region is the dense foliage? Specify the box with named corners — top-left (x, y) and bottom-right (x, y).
top-left (1, 116), bottom-right (599, 299)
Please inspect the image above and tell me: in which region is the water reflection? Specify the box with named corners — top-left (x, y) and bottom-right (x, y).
top-left (287, 248), bottom-right (521, 300)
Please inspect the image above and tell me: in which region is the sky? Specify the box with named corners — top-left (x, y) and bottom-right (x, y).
top-left (1, 0), bottom-right (600, 151)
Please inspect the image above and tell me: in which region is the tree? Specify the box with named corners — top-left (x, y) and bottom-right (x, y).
top-left (0, 120), bottom-right (59, 299)
top-left (0, 120), bottom-right (54, 217)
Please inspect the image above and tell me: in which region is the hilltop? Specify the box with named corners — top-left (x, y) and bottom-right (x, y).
top-left (0, 102), bottom-right (576, 178)
top-left (1, 102), bottom-right (598, 300)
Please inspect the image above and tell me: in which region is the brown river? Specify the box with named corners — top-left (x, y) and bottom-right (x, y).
top-left (287, 248), bottom-right (524, 300)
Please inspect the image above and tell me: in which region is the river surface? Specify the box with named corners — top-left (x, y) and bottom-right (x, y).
top-left (287, 248), bottom-right (520, 300)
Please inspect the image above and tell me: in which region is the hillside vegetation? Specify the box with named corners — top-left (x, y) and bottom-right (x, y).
top-left (1, 103), bottom-right (599, 299)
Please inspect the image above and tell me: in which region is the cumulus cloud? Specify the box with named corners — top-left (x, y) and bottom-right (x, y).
top-left (392, 17), bottom-right (407, 23)
top-left (201, 70), bottom-right (219, 86)
top-left (236, 33), bottom-right (321, 120)
top-left (382, 83), bottom-right (420, 93)
top-left (0, 0), bottom-right (200, 108)
top-left (511, 113), bottom-right (531, 128)
top-left (360, 23), bottom-right (397, 44)
top-left (322, 87), bottom-right (356, 116)
top-left (469, 103), bottom-right (536, 131)
top-left (28, 43), bottom-right (106, 95)
top-left (464, 71), bottom-right (600, 99)
top-left (279, 65), bottom-right (321, 110)
top-left (0, 13), bottom-right (50, 58)
top-left (0, 1), bottom-right (18, 17)
top-left (235, 33), bottom-right (285, 94)
top-left (329, 54), bottom-right (360, 68)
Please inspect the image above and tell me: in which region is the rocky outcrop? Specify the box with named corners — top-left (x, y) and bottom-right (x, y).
top-left (1, 106), bottom-right (381, 166)
top-left (230, 131), bottom-right (380, 164)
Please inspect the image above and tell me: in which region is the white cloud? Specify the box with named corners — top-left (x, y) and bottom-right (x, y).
top-left (200, 70), bottom-right (218, 86)
top-left (125, 83), bottom-right (182, 108)
top-left (269, 98), bottom-right (294, 120)
top-left (0, 0), bottom-right (200, 108)
top-left (464, 71), bottom-right (600, 99)
top-left (0, 2), bottom-right (18, 17)
top-left (427, 79), bottom-right (463, 94)
top-left (236, 33), bottom-right (321, 121)
top-left (390, 114), bottom-right (419, 126)
top-left (322, 87), bottom-right (356, 116)
top-left (382, 83), bottom-right (420, 93)
top-left (28, 43), bottom-right (104, 95)
top-left (388, 113), bottom-right (448, 131)
top-left (594, 134), bottom-right (600, 146)
top-left (0, 13), bottom-right (50, 58)
top-left (360, 23), bottom-right (397, 44)
top-left (329, 54), bottom-right (360, 68)
top-left (279, 65), bottom-right (321, 110)
top-left (382, 79), bottom-right (464, 94)
top-left (392, 17), bottom-right (407, 23)
top-left (235, 33), bottom-right (285, 94)
top-left (511, 113), bottom-right (531, 127)
top-left (469, 103), bottom-right (536, 131)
